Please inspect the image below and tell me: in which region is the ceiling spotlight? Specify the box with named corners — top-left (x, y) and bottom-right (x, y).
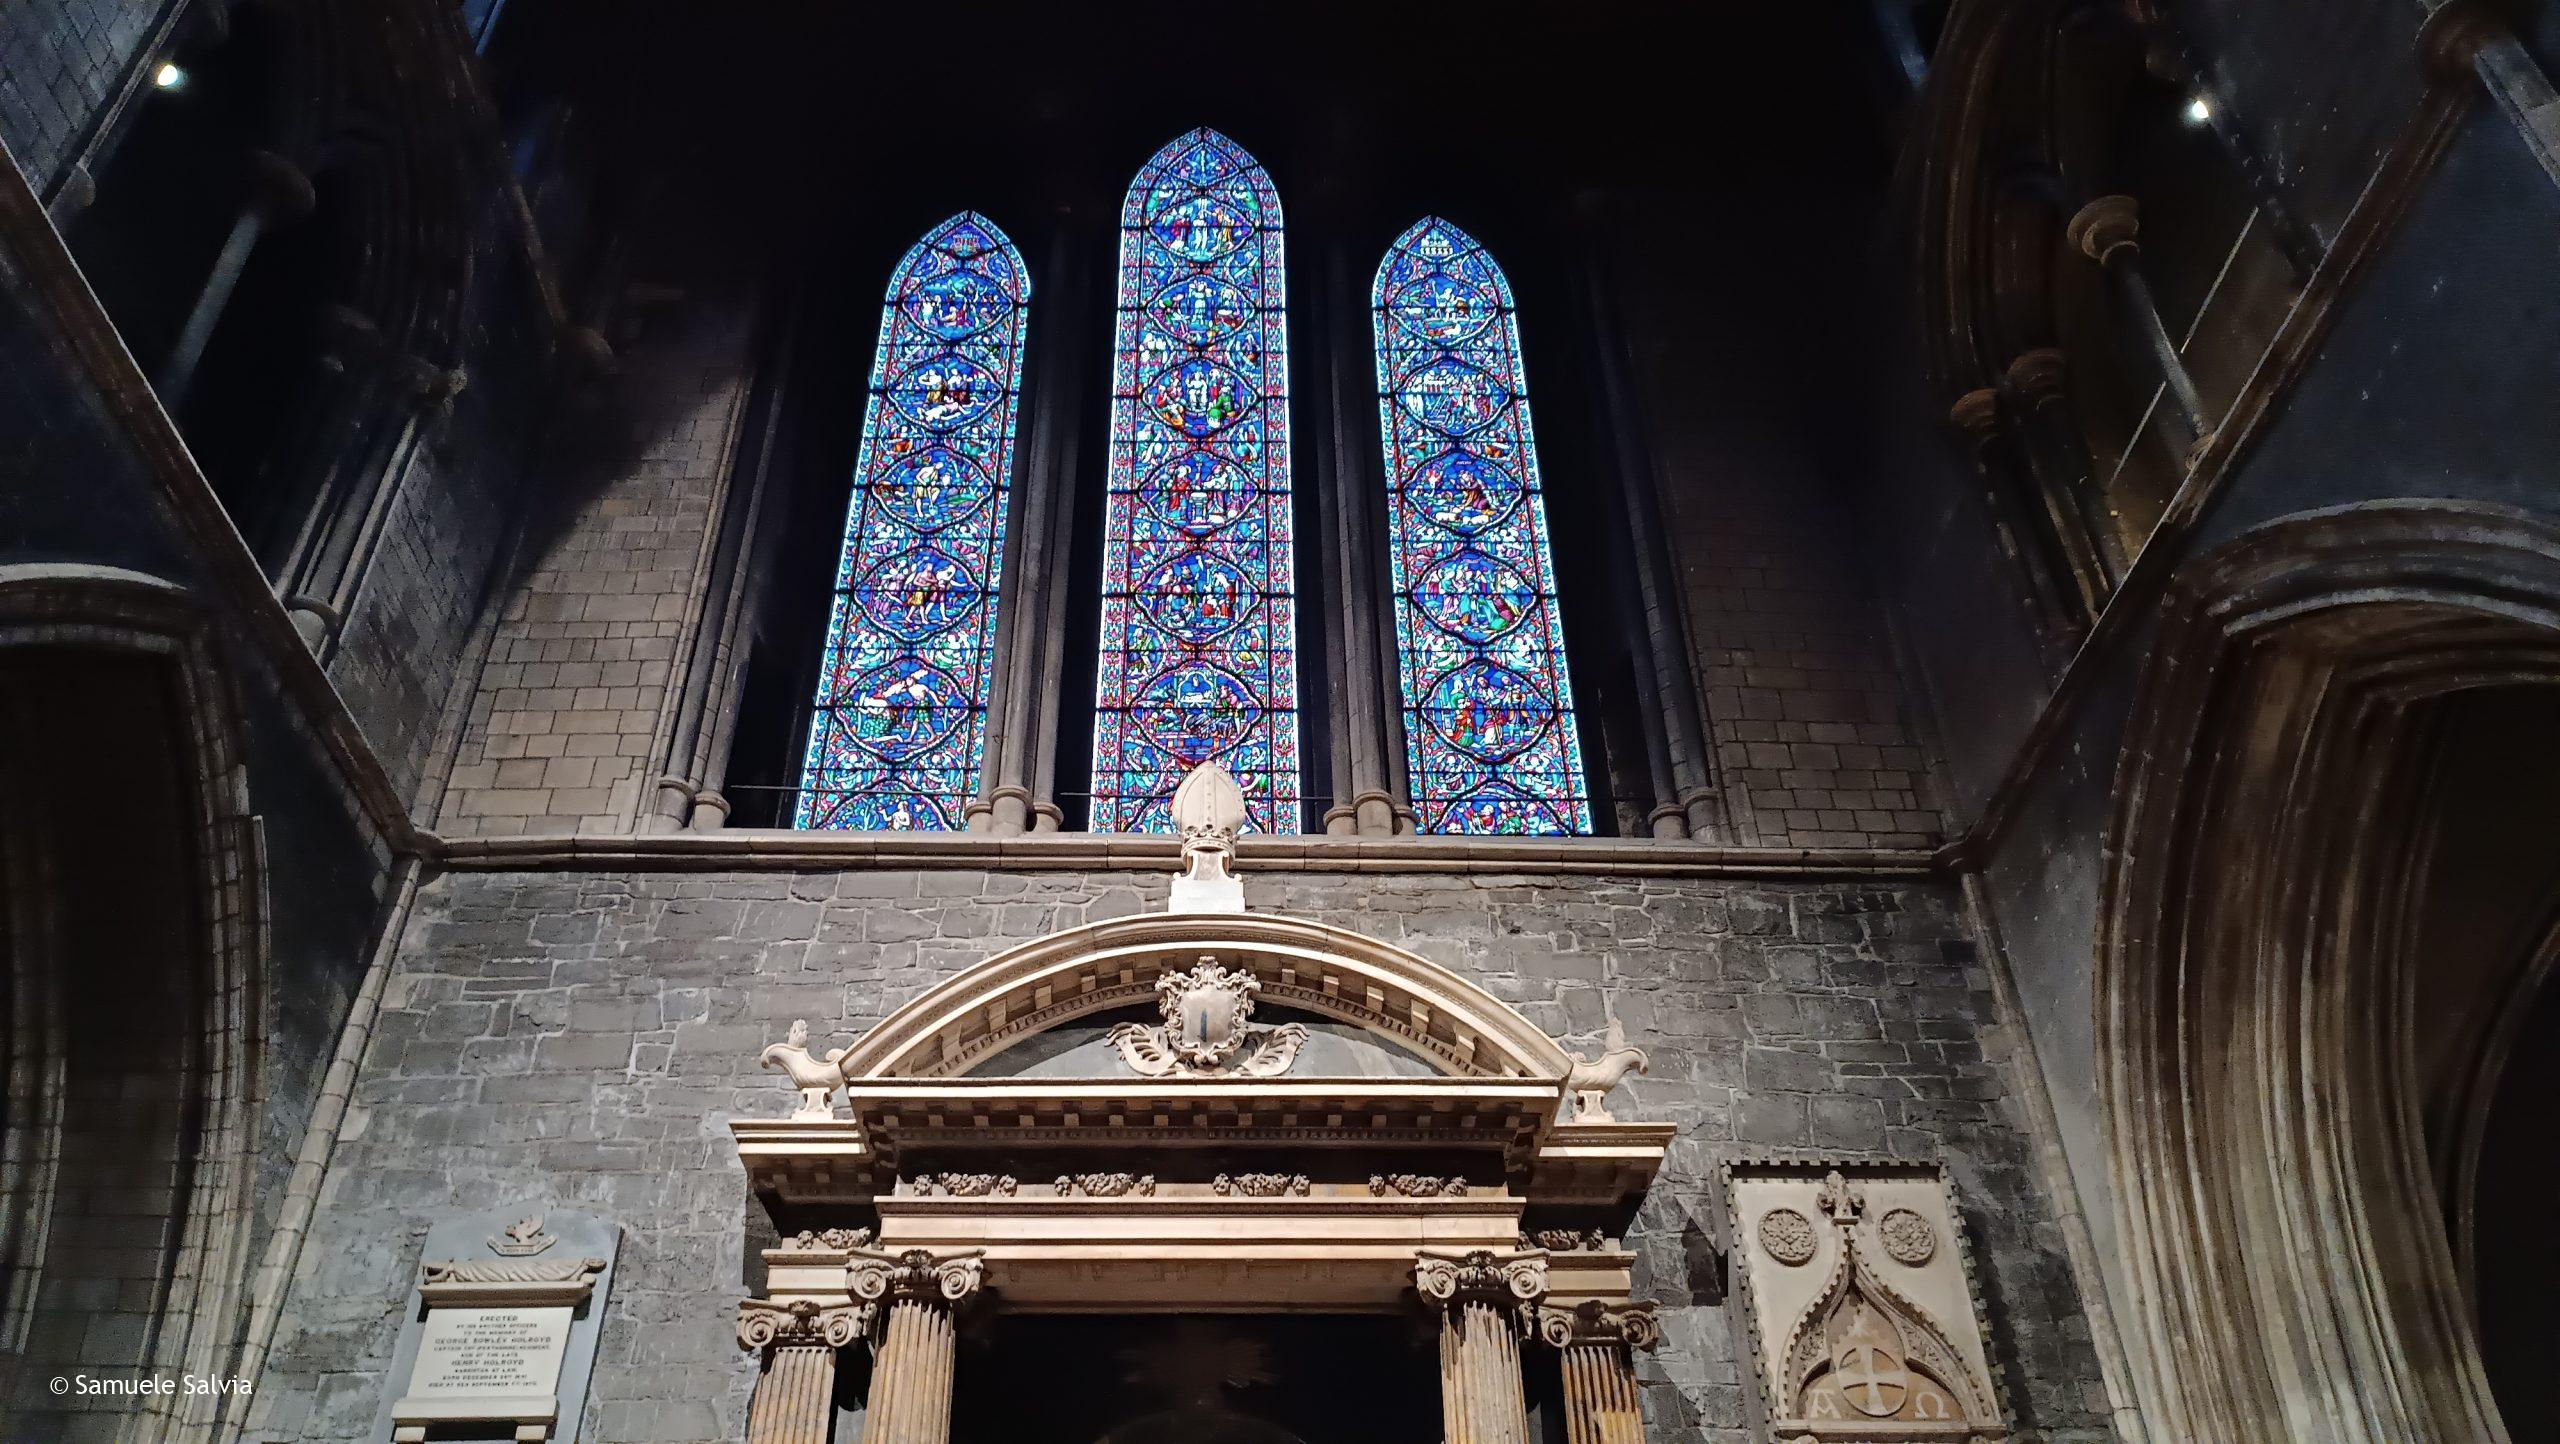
top-left (2184, 95), bottom-right (2212, 125)
top-left (154, 62), bottom-right (186, 90)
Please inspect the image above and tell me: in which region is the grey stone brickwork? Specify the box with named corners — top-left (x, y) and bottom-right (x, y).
top-left (1664, 460), bottom-right (1945, 852)
top-left (0, 0), bottom-right (167, 198)
top-left (250, 866), bottom-right (2108, 1444)
top-left (435, 291), bottom-right (757, 835)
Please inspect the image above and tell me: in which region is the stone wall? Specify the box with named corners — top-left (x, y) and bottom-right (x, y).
top-left (251, 865), bottom-right (2109, 1444)
top-left (0, 0), bottom-right (164, 198)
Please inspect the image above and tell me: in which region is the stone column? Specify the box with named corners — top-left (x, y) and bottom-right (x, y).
top-left (736, 1299), bottom-right (867, 1444)
top-left (1324, 241), bottom-right (1404, 837)
top-left (849, 1248), bottom-right (985, 1444)
top-left (1538, 1301), bottom-right (1660, 1444)
top-left (2066, 195), bottom-right (2210, 443)
top-left (1415, 1249), bottom-right (1547, 1444)
top-left (2001, 347), bottom-right (2125, 598)
top-left (1004, 216), bottom-right (1091, 836)
top-left (159, 149), bottom-right (316, 409)
top-left (1947, 386), bottom-right (2087, 650)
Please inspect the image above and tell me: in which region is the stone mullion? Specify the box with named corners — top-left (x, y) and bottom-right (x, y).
top-left (1324, 240), bottom-right (1400, 837)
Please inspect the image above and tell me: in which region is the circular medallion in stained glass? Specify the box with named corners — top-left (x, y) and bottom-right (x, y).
top-left (888, 352), bottom-right (1001, 431)
top-left (853, 545), bottom-right (980, 641)
top-left (1139, 450), bottom-right (1254, 534)
top-left (1397, 357), bottom-right (1512, 437)
top-left (1130, 661), bottom-right (1258, 763)
top-left (1413, 549), bottom-right (1539, 643)
top-left (1144, 359), bottom-right (1255, 436)
top-left (903, 268), bottom-right (1011, 340)
top-left (1436, 783), bottom-right (1567, 837)
top-left (1148, 192), bottom-right (1256, 262)
top-left (872, 446), bottom-right (992, 532)
top-left (1135, 549), bottom-right (1255, 643)
top-left (840, 658), bottom-right (969, 761)
top-left (1421, 658), bottom-right (1556, 763)
top-left (1406, 450), bottom-right (1522, 535)
top-left (1149, 275), bottom-right (1253, 346)
top-left (1389, 271), bottom-right (1501, 345)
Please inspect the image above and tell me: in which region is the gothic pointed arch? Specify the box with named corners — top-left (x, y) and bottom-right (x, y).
top-left (797, 212), bottom-right (1031, 831)
top-left (1090, 128), bottom-right (1300, 834)
top-left (1371, 217), bottom-right (1590, 836)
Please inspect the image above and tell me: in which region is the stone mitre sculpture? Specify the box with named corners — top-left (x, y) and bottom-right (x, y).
top-left (1168, 760), bottom-right (1248, 914)
top-left (1564, 1017), bottom-right (1649, 1123)
top-left (761, 1019), bottom-right (849, 1119)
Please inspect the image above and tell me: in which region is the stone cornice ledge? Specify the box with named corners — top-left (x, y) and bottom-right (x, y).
top-left (427, 829), bottom-right (1936, 878)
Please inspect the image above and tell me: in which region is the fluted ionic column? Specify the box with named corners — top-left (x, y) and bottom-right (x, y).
top-left (849, 1248), bottom-right (985, 1444)
top-left (736, 1298), bottom-right (867, 1444)
top-left (1538, 1300), bottom-right (1660, 1444)
top-left (1415, 1249), bottom-right (1547, 1444)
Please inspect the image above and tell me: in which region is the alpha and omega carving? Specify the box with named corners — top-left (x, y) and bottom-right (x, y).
top-left (1725, 1160), bottom-right (2007, 1442)
top-left (1107, 956), bottom-right (1309, 1078)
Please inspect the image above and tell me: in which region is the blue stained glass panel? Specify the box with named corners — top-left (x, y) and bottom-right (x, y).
top-left (1091, 129), bottom-right (1301, 832)
top-left (1373, 218), bottom-right (1592, 835)
top-left (796, 212), bottom-right (1030, 830)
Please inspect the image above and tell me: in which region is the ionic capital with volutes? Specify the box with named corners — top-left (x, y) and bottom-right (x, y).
top-left (1536, 1298), bottom-right (1662, 1352)
top-left (847, 1246), bottom-right (986, 1311)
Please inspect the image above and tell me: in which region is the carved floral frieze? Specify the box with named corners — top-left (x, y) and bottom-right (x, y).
top-left (1212, 1172), bottom-right (1311, 1197)
top-left (1371, 1173), bottom-right (1468, 1198)
top-left (905, 1173), bottom-right (1018, 1198)
top-left (1054, 1173), bottom-right (1157, 1197)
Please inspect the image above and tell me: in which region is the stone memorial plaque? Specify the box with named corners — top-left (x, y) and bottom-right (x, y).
top-left (373, 1204), bottom-right (620, 1444)
top-left (407, 1305), bottom-right (574, 1403)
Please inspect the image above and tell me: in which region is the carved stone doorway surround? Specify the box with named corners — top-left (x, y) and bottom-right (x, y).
top-left (727, 769), bottom-right (1671, 1444)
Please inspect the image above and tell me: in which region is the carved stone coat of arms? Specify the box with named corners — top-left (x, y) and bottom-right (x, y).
top-left (1108, 957), bottom-right (1308, 1078)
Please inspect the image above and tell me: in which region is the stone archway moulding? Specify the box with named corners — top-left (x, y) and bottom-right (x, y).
top-left (0, 564), bottom-right (269, 1444)
top-left (831, 911), bottom-right (1578, 1082)
top-left (2096, 502), bottom-right (2560, 1444)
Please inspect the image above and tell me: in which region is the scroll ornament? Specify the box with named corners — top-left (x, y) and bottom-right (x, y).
top-left (762, 1019), bottom-right (850, 1119)
top-left (1414, 1248), bottom-right (1549, 1334)
top-left (1563, 1018), bottom-right (1650, 1123)
top-left (736, 1297), bottom-right (869, 1350)
top-left (847, 1247), bottom-right (986, 1307)
top-left (1537, 1299), bottom-right (1662, 1351)
top-left (1108, 956), bottom-right (1308, 1079)
top-left (420, 1256), bottom-right (607, 1286)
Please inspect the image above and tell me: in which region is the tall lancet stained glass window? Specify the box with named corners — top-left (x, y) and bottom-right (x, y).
top-left (795, 213), bottom-right (1029, 830)
top-left (1372, 218), bottom-right (1592, 834)
top-left (1090, 128), bottom-right (1300, 832)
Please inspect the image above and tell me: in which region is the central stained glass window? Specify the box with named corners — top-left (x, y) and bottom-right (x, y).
top-left (1090, 128), bottom-right (1300, 832)
top-left (1372, 218), bottom-right (1592, 834)
top-left (796, 213), bottom-right (1029, 830)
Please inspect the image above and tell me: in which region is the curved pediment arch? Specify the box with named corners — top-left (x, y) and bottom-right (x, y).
top-left (835, 911), bottom-right (1574, 1081)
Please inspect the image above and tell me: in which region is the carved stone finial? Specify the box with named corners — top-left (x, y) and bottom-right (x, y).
top-left (1168, 761), bottom-right (1248, 913)
top-left (1107, 956), bottom-right (1308, 1078)
top-left (847, 1247), bottom-right (986, 1309)
top-left (762, 1019), bottom-right (849, 1119)
top-left (737, 1296), bottom-right (869, 1351)
top-left (1817, 1169), bottom-right (1865, 1223)
top-left (1564, 1018), bottom-right (1649, 1123)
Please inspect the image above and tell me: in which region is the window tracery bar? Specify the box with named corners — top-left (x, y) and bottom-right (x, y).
top-left (796, 213), bottom-right (1030, 830)
top-left (1372, 219), bottom-right (1591, 834)
top-left (1089, 128), bottom-right (1302, 833)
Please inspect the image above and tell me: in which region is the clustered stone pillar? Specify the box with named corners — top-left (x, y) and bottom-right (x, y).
top-left (850, 1247), bottom-right (985, 1444)
top-left (735, 1299), bottom-right (866, 1444)
top-left (1415, 1249), bottom-right (1548, 1444)
top-left (1539, 1301), bottom-right (1660, 1444)
top-left (159, 148), bottom-right (316, 409)
top-left (2066, 194), bottom-right (2211, 445)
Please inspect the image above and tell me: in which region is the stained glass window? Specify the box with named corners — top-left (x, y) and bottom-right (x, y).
top-left (1372, 218), bottom-right (1592, 835)
top-left (1090, 128), bottom-right (1300, 832)
top-left (796, 213), bottom-right (1030, 830)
